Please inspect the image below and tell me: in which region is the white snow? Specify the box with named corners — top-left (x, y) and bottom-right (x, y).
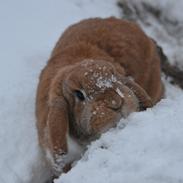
top-left (141, 0), bottom-right (183, 22)
top-left (96, 76), bottom-right (114, 89)
top-left (0, 0), bottom-right (183, 183)
top-left (66, 134), bottom-right (84, 167)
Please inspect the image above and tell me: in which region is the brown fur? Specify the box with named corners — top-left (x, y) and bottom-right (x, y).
top-left (36, 17), bottom-right (164, 178)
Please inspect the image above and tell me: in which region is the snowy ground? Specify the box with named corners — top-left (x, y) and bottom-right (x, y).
top-left (0, 0), bottom-right (182, 183)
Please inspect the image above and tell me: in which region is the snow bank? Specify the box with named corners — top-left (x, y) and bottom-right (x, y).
top-left (140, 0), bottom-right (183, 22)
top-left (55, 83), bottom-right (183, 183)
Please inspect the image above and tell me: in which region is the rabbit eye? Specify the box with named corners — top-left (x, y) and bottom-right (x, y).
top-left (74, 90), bottom-right (85, 101)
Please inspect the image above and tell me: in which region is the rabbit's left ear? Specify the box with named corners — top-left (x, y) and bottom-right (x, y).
top-left (123, 77), bottom-right (153, 110)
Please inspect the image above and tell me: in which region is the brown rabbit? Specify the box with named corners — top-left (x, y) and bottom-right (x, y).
top-left (36, 17), bottom-right (164, 178)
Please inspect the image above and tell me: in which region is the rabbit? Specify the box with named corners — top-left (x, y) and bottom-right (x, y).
top-left (35, 17), bottom-right (164, 179)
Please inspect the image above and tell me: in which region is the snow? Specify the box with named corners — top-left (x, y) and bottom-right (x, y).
top-left (0, 0), bottom-right (182, 183)
top-left (65, 134), bottom-right (84, 169)
top-left (96, 75), bottom-right (116, 89)
top-left (141, 0), bottom-right (183, 22)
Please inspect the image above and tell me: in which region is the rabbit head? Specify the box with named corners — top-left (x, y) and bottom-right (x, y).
top-left (50, 59), bottom-right (152, 144)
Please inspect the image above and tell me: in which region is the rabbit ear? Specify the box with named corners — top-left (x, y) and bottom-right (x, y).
top-left (47, 98), bottom-right (68, 152)
top-left (47, 97), bottom-right (69, 176)
top-left (122, 77), bottom-right (153, 110)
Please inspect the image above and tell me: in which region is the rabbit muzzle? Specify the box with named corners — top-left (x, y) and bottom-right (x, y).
top-left (72, 83), bottom-right (139, 144)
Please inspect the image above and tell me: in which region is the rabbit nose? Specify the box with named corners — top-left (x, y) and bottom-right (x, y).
top-left (107, 98), bottom-right (123, 111)
top-left (110, 100), bottom-right (122, 111)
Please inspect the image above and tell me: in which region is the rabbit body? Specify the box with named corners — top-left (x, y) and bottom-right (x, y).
top-left (36, 17), bottom-right (164, 177)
